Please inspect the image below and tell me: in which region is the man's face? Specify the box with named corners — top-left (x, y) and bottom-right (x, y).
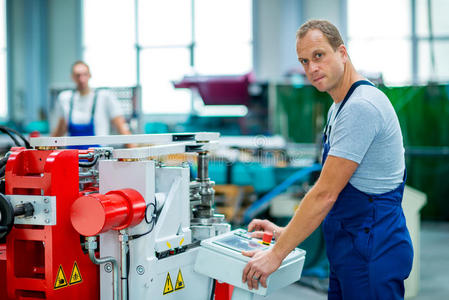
top-left (72, 63), bottom-right (91, 91)
top-left (296, 29), bottom-right (346, 93)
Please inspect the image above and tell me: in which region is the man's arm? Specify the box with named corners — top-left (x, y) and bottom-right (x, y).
top-left (272, 155), bottom-right (358, 259)
top-left (111, 116), bottom-right (137, 148)
top-left (111, 116), bottom-right (132, 135)
top-left (242, 155), bottom-right (358, 289)
top-left (51, 118), bottom-right (68, 137)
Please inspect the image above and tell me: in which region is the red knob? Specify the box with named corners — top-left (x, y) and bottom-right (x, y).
top-left (262, 232), bottom-right (273, 245)
top-left (71, 188), bottom-right (146, 236)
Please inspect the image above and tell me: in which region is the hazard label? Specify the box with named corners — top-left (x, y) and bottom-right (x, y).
top-left (175, 269), bottom-right (185, 290)
top-left (54, 265), bottom-right (68, 290)
top-left (69, 261), bottom-right (82, 286)
top-left (163, 273), bottom-right (174, 295)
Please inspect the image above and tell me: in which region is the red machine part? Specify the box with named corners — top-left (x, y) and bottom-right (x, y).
top-left (71, 189), bottom-right (146, 236)
top-left (3, 148), bottom-right (99, 300)
top-left (214, 281), bottom-right (234, 300)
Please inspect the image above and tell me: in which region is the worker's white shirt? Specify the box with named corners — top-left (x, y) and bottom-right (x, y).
top-left (54, 89), bottom-right (123, 136)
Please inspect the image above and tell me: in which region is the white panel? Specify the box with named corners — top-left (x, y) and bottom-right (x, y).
top-left (30, 132), bottom-right (220, 147)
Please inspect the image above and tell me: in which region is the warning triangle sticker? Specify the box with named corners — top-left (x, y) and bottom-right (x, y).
top-left (69, 261), bottom-right (83, 286)
top-left (54, 265), bottom-right (68, 290)
top-left (175, 269), bottom-right (185, 290)
top-left (163, 273), bottom-right (174, 295)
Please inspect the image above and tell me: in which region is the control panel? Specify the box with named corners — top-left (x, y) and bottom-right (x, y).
top-left (194, 229), bottom-right (306, 297)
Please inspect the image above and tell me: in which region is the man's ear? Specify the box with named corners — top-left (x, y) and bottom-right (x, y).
top-left (338, 44), bottom-right (348, 63)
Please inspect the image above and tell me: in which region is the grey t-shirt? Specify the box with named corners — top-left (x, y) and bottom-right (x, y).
top-left (326, 84), bottom-right (405, 194)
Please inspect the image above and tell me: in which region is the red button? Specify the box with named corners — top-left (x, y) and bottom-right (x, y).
top-left (262, 232), bottom-right (273, 245)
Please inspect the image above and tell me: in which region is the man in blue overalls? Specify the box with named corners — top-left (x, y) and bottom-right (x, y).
top-left (242, 20), bottom-right (413, 299)
top-left (51, 61), bottom-right (132, 148)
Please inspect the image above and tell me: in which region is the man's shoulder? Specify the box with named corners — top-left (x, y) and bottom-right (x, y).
top-left (95, 89), bottom-right (118, 101)
top-left (58, 89), bottom-right (75, 99)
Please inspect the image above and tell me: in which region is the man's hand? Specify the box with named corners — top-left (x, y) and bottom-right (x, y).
top-left (247, 219), bottom-right (283, 241)
top-left (241, 249), bottom-right (282, 290)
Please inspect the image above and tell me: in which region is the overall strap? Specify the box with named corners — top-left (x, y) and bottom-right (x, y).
top-left (334, 80), bottom-right (374, 119)
top-left (323, 80), bottom-right (375, 141)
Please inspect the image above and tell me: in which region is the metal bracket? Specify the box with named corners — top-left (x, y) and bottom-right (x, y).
top-left (7, 195), bottom-right (57, 226)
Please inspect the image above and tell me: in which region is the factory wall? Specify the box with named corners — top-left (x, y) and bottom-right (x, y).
top-left (7, 0), bottom-right (80, 128)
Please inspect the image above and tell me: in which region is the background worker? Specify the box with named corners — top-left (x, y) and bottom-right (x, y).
top-left (51, 61), bottom-right (132, 144)
top-left (241, 19), bottom-right (413, 300)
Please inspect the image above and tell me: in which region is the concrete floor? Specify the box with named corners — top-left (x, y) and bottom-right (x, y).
top-left (255, 221), bottom-right (449, 300)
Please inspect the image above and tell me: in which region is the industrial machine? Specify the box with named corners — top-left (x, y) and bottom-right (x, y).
top-left (0, 133), bottom-right (306, 300)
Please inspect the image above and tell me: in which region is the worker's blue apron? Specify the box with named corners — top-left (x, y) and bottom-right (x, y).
top-left (67, 90), bottom-right (99, 150)
top-left (322, 80), bottom-right (413, 300)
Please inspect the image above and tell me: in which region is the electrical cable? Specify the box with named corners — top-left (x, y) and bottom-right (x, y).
top-left (0, 152), bottom-right (11, 178)
top-left (210, 279), bottom-right (216, 300)
top-left (129, 200), bottom-right (158, 240)
top-left (0, 127), bottom-right (21, 147)
top-left (0, 126), bottom-right (32, 149)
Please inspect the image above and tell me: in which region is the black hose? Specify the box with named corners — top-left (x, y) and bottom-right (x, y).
top-left (0, 126), bottom-right (32, 149)
top-left (0, 164), bottom-right (6, 177)
top-left (0, 128), bottom-right (21, 147)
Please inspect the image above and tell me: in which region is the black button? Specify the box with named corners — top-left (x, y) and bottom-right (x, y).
top-left (368, 197), bottom-right (373, 203)
top-left (364, 228), bottom-right (370, 233)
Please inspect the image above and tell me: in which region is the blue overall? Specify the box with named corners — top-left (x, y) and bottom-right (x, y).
top-left (67, 90), bottom-right (99, 150)
top-left (322, 81), bottom-right (413, 299)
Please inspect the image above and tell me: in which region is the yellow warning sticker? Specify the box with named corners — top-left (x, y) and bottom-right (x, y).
top-left (69, 261), bottom-right (82, 286)
top-left (163, 273), bottom-right (174, 295)
top-left (54, 265), bottom-right (68, 290)
top-left (175, 269), bottom-right (185, 291)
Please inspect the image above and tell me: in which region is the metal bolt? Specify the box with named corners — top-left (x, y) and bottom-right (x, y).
top-left (44, 208), bottom-right (49, 214)
top-left (43, 198), bottom-right (49, 203)
top-left (104, 263), bottom-right (112, 273)
top-left (45, 219), bottom-right (50, 224)
top-left (136, 265), bottom-right (145, 275)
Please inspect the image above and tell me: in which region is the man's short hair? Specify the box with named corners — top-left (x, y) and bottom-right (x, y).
top-left (296, 19), bottom-right (344, 51)
top-left (71, 60), bottom-right (90, 74)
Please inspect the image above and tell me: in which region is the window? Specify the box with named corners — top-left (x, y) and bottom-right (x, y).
top-left (83, 0), bottom-right (136, 87)
top-left (0, 0), bottom-right (7, 118)
top-left (416, 0), bottom-right (449, 82)
top-left (83, 0), bottom-right (253, 114)
top-left (347, 0), bottom-right (412, 85)
top-left (348, 0), bottom-right (449, 85)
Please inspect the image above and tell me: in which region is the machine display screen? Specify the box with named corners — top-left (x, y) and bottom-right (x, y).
top-left (213, 235), bottom-right (266, 253)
